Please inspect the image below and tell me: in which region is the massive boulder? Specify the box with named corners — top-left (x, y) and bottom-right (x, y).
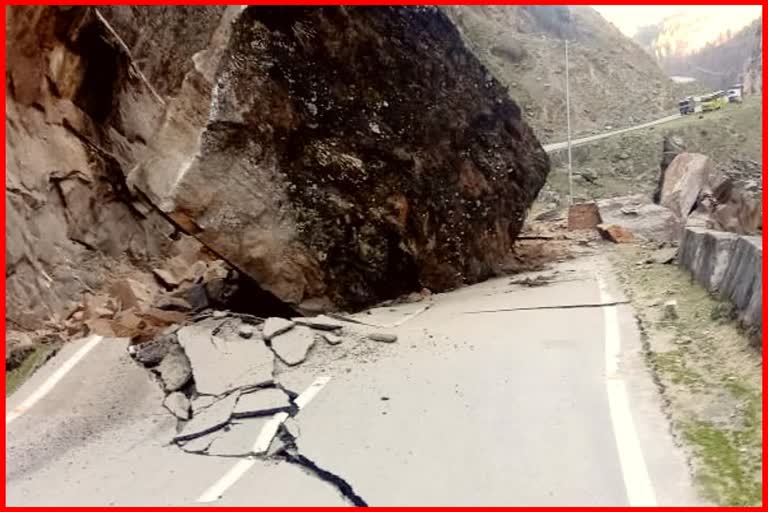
top-left (131, 6), bottom-right (550, 311)
top-left (6, 6), bottom-right (549, 331)
top-left (659, 153), bottom-right (713, 219)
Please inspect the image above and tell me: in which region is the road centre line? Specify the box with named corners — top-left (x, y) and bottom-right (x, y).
top-left (196, 375), bottom-right (332, 503)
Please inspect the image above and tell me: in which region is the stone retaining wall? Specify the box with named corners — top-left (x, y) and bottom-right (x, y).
top-left (679, 227), bottom-right (762, 341)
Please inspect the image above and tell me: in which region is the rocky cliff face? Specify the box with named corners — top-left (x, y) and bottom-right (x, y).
top-left (6, 6), bottom-right (179, 332)
top-left (6, 6), bottom-right (549, 330)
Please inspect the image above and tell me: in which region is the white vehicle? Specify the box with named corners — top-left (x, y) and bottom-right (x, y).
top-left (727, 88), bottom-right (743, 103)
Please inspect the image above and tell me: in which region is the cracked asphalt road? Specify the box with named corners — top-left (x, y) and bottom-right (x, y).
top-left (6, 255), bottom-right (704, 506)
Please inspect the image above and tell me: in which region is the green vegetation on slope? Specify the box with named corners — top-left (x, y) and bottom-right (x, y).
top-left (542, 95), bottom-right (762, 203)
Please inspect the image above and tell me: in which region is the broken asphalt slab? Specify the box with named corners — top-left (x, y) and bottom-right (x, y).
top-left (233, 388), bottom-right (293, 417)
top-left (263, 317), bottom-right (295, 340)
top-left (206, 418), bottom-right (272, 457)
top-left (174, 391), bottom-right (239, 442)
top-left (271, 326), bottom-right (315, 366)
top-left (163, 392), bottom-right (191, 420)
top-left (177, 319), bottom-right (274, 395)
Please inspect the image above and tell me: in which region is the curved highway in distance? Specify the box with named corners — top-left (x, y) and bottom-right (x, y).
top-left (543, 113), bottom-right (681, 153)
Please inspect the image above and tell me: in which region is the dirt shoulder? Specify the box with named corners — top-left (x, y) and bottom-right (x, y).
top-left (610, 244), bottom-right (762, 506)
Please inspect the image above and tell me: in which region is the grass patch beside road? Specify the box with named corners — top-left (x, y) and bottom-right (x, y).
top-left (611, 244), bottom-right (762, 506)
top-left (6, 345), bottom-right (57, 396)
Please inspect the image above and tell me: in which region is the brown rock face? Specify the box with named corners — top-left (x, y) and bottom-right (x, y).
top-left (135, 6), bottom-right (550, 311)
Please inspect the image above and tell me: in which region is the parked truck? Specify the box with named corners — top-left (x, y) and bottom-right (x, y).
top-left (678, 96), bottom-right (702, 115)
top-left (727, 84), bottom-right (743, 103)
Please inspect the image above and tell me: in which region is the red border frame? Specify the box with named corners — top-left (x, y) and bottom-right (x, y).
top-left (1, 1), bottom-right (764, 510)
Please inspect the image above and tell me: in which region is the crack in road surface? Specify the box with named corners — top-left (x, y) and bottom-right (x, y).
top-left (463, 300), bottom-right (630, 314)
top-left (280, 450), bottom-right (368, 507)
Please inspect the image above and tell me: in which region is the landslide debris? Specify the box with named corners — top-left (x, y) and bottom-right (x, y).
top-left (6, 6), bottom-right (550, 373)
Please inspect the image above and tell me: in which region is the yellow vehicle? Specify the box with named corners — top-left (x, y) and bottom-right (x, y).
top-left (701, 91), bottom-right (728, 112)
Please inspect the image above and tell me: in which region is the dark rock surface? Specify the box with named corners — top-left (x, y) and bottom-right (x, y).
top-left (136, 6), bottom-right (549, 312)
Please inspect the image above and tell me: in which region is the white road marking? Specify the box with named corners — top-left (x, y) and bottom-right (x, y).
top-left (196, 375), bottom-right (332, 503)
top-left (6, 335), bottom-right (103, 425)
top-left (597, 277), bottom-right (657, 506)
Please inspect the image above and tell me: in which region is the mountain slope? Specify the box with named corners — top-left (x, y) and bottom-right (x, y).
top-left (636, 8), bottom-right (760, 61)
top-left (644, 18), bottom-right (762, 90)
top-left (444, 5), bottom-right (681, 143)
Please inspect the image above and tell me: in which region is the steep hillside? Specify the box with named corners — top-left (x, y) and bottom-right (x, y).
top-left (445, 5), bottom-right (681, 143)
top-left (647, 18), bottom-right (762, 90)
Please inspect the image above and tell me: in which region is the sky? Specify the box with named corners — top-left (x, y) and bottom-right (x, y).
top-left (591, 5), bottom-right (763, 37)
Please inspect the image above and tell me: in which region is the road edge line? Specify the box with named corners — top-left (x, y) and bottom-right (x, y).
top-left (598, 276), bottom-right (657, 506)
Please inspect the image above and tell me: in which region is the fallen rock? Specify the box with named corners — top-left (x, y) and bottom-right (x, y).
top-left (368, 332), bottom-right (398, 343)
top-left (170, 284), bottom-right (209, 312)
top-left (152, 268), bottom-right (182, 289)
top-left (163, 391), bottom-right (191, 420)
top-left (597, 224), bottom-right (635, 243)
top-left (567, 202), bottom-right (602, 230)
top-left (238, 324), bottom-right (255, 339)
top-left (174, 391), bottom-right (239, 442)
top-left (263, 317), bottom-right (295, 340)
top-left (662, 300), bottom-right (678, 321)
top-left (271, 326), bottom-right (315, 366)
top-left (660, 153), bottom-right (713, 219)
top-left (292, 315), bottom-right (345, 331)
top-left (177, 319), bottom-right (275, 396)
top-left (134, 6), bottom-right (549, 313)
top-left (131, 334), bottom-right (176, 366)
top-left (233, 388), bottom-right (292, 417)
top-left (110, 278), bottom-right (155, 311)
top-left (647, 247), bottom-right (678, 265)
top-left (321, 332), bottom-right (343, 346)
top-left (596, 195), bottom-right (680, 242)
top-left (157, 346), bottom-right (192, 392)
top-left (691, 170), bottom-right (761, 236)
